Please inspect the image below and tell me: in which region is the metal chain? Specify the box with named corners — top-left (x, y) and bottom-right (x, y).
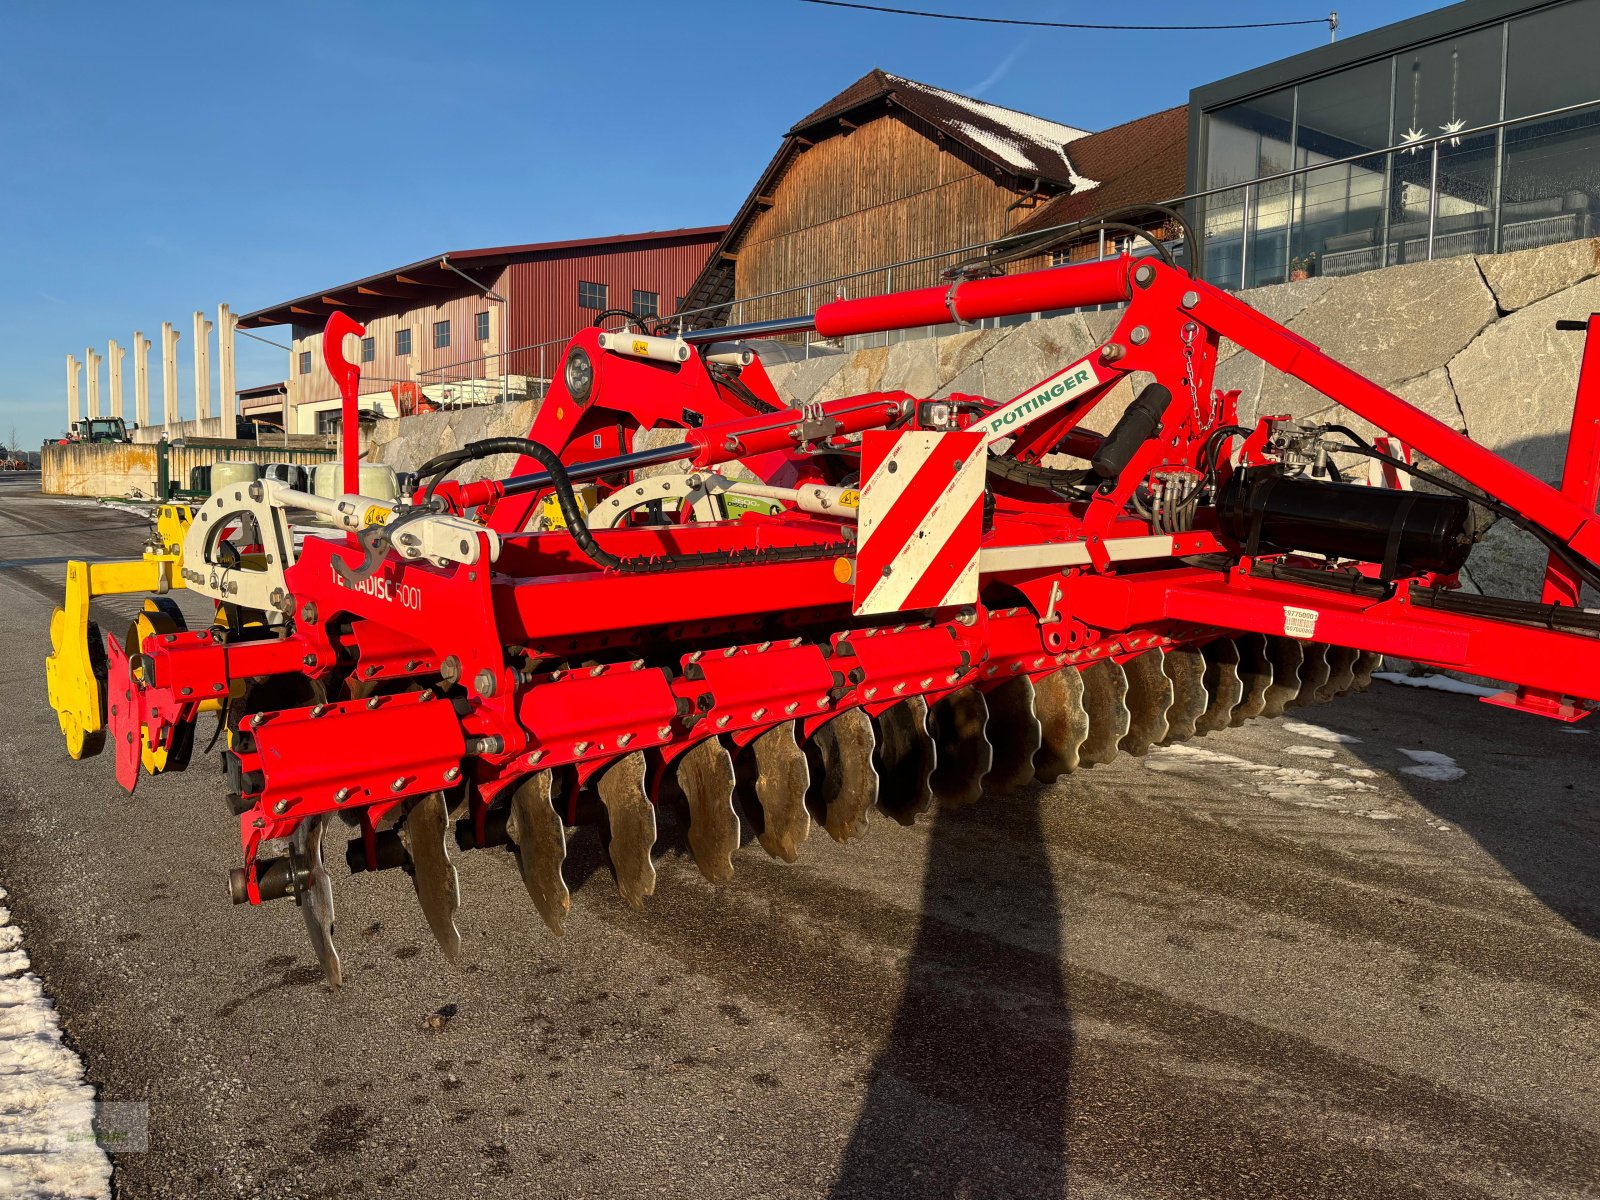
top-left (1180, 320), bottom-right (1215, 431)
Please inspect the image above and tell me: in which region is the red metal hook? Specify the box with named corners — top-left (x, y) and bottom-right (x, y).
top-left (322, 311), bottom-right (367, 496)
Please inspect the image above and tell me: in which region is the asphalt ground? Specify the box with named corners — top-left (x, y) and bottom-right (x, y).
top-left (1, 474), bottom-right (1598, 1199)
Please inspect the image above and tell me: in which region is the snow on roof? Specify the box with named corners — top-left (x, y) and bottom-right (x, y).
top-left (886, 73), bottom-right (1099, 189)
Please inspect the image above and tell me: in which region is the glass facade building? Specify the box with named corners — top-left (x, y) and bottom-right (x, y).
top-left (1189, 0), bottom-right (1600, 289)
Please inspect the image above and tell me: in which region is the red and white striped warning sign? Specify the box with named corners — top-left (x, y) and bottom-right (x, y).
top-left (853, 429), bottom-right (986, 615)
top-left (1365, 436), bottom-right (1414, 490)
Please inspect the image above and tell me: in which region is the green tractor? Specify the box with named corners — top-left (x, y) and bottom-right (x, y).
top-left (70, 417), bottom-right (134, 444)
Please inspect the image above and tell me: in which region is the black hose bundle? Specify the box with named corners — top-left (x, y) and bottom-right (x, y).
top-left (1322, 425), bottom-right (1600, 595)
top-left (417, 437), bottom-right (852, 575)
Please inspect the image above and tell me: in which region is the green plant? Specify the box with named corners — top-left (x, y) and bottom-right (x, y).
top-left (1289, 252), bottom-right (1318, 276)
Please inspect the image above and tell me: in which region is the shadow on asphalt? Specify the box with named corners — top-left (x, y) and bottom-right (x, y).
top-left (830, 791), bottom-right (1070, 1198)
top-left (1337, 689), bottom-right (1600, 942)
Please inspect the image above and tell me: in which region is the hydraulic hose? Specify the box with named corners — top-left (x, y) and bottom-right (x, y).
top-left (418, 437), bottom-right (852, 575)
top-left (1324, 425), bottom-right (1600, 595)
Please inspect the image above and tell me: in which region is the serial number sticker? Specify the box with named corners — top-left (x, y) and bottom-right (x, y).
top-left (362, 506), bottom-right (391, 527)
top-left (1283, 606), bottom-right (1319, 639)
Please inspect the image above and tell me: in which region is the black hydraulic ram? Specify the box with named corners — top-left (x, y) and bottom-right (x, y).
top-left (1218, 467), bottom-right (1474, 576)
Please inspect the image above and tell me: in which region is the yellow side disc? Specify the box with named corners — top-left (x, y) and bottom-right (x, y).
top-left (126, 599), bottom-right (189, 773)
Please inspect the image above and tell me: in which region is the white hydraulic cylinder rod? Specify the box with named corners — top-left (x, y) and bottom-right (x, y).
top-left (264, 479), bottom-right (396, 531)
top-left (726, 478), bottom-right (859, 519)
top-left (596, 330), bottom-right (691, 364)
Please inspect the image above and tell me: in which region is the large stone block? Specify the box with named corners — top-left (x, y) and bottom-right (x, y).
top-left (767, 352), bottom-right (847, 406)
top-left (1448, 275), bottom-right (1600, 483)
top-left (1476, 238), bottom-right (1600, 313)
top-left (881, 337), bottom-right (941, 398)
top-left (933, 327), bottom-right (1010, 394)
top-left (1253, 256), bottom-right (1495, 420)
top-left (1213, 352), bottom-right (1266, 416)
top-left (484, 399), bottom-right (538, 440)
top-left (1215, 276), bottom-right (1338, 364)
top-left (1459, 515), bottom-right (1552, 603)
top-left (1327, 367), bottom-right (1467, 447)
top-left (943, 314), bottom-right (1097, 403)
top-left (813, 346), bottom-right (892, 403)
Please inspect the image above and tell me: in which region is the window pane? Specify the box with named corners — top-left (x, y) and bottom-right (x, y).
top-left (1388, 129), bottom-right (1497, 265)
top-left (433, 320), bottom-right (450, 350)
top-left (1500, 108), bottom-right (1600, 252)
top-left (1506, 1), bottom-right (1600, 119)
top-left (298, 350), bottom-right (311, 374)
top-left (1295, 151), bottom-right (1389, 277)
top-left (1199, 185), bottom-right (1247, 290)
top-left (395, 329), bottom-right (411, 356)
top-left (1296, 58), bottom-right (1391, 162)
top-left (1204, 89), bottom-right (1293, 286)
top-left (1287, 58), bottom-right (1392, 278)
top-left (474, 311), bottom-right (490, 341)
top-left (578, 281), bottom-right (606, 309)
top-left (360, 337), bottom-right (374, 363)
top-left (1392, 25), bottom-right (1501, 147)
top-left (631, 289), bottom-right (659, 317)
top-left (1204, 88), bottom-right (1294, 189)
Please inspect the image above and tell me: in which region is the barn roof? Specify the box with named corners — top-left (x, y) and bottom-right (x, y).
top-left (791, 69), bottom-right (1095, 189)
top-left (1008, 106), bottom-right (1189, 241)
top-left (676, 70), bottom-right (1102, 323)
top-left (239, 226), bottom-right (727, 329)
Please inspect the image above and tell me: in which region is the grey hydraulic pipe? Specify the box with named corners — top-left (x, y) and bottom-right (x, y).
top-left (496, 440), bottom-right (696, 499)
top-left (679, 314), bottom-right (816, 345)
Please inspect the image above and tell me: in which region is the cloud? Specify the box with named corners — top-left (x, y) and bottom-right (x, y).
top-left (967, 41), bottom-right (1028, 96)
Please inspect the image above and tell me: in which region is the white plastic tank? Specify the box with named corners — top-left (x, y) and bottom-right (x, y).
top-left (311, 462), bottom-right (399, 503)
top-left (210, 461), bottom-right (262, 494)
top-left (261, 461), bottom-right (309, 491)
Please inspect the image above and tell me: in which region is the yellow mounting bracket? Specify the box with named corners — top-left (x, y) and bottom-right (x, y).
top-left (45, 504), bottom-right (193, 760)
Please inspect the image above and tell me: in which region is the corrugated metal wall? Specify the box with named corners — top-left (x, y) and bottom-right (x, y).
top-left (505, 235), bottom-right (721, 378)
top-left (288, 283), bottom-right (508, 419)
top-left (283, 235), bottom-right (717, 415)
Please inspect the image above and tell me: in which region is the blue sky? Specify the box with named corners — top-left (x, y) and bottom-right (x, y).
top-left (0, 0), bottom-right (1438, 449)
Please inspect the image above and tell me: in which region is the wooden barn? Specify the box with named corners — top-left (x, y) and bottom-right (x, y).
top-left (678, 70), bottom-right (1187, 326)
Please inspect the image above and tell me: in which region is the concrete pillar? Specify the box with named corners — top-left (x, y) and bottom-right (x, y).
top-left (217, 303), bottom-right (236, 426)
top-left (108, 339), bottom-right (125, 420)
top-left (66, 354), bottom-right (81, 428)
top-left (161, 322), bottom-right (181, 426)
top-left (192, 311), bottom-right (213, 422)
top-left (133, 332), bottom-right (151, 428)
top-left (85, 348), bottom-right (102, 419)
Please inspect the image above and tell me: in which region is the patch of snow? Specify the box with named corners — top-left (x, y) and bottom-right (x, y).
top-left (1373, 671), bottom-right (1500, 699)
top-left (1399, 748), bottom-right (1465, 782)
top-left (889, 74), bottom-right (1090, 146)
top-left (1286, 745), bottom-right (1335, 759)
top-left (1280, 720), bottom-right (1362, 744)
top-left (946, 120), bottom-right (1101, 190)
top-left (886, 74), bottom-right (1100, 190)
top-left (1560, 726), bottom-right (1592, 735)
top-left (0, 887), bottom-right (112, 1200)
top-left (1144, 743), bottom-right (1396, 820)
